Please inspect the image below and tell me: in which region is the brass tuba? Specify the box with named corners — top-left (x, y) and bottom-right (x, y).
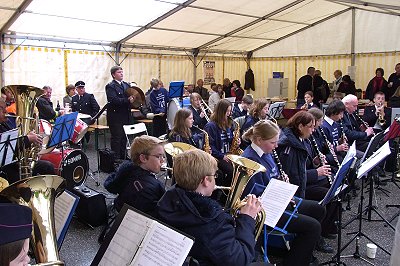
top-left (0, 175), bottom-right (66, 265)
top-left (225, 154), bottom-right (266, 240)
top-left (3, 85), bottom-right (44, 179)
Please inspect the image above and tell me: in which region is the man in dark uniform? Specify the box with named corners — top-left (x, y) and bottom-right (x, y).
top-left (105, 66), bottom-right (135, 160)
top-left (71, 81), bottom-right (100, 122)
top-left (297, 67), bottom-right (315, 107)
top-left (36, 86), bottom-right (63, 122)
top-left (363, 91), bottom-right (391, 133)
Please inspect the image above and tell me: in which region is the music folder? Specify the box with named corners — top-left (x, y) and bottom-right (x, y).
top-left (91, 204), bottom-right (194, 266)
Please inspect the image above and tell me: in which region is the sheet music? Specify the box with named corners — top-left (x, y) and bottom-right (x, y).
top-left (0, 129), bottom-right (18, 166)
top-left (54, 191), bottom-right (77, 240)
top-left (342, 141), bottom-right (356, 165)
top-left (259, 179), bottom-right (298, 228)
top-left (99, 209), bottom-right (153, 266)
top-left (357, 142), bottom-right (391, 179)
top-left (130, 222), bottom-right (194, 266)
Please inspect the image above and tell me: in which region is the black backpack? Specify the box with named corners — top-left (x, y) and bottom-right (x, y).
top-left (99, 148), bottom-right (116, 173)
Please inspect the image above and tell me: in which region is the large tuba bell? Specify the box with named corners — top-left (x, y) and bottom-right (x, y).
top-left (2, 85), bottom-right (44, 178)
top-left (0, 175), bottom-right (66, 265)
top-left (225, 154), bottom-right (266, 239)
top-left (164, 142), bottom-right (197, 157)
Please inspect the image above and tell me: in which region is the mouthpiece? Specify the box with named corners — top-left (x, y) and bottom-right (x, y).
top-left (214, 186), bottom-right (231, 191)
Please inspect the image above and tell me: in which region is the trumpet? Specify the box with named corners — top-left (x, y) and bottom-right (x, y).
top-left (301, 100), bottom-right (309, 110)
top-left (376, 102), bottom-right (386, 126)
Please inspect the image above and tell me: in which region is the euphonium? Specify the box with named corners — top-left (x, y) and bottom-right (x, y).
top-left (164, 142), bottom-right (197, 157)
top-left (192, 125), bottom-right (211, 154)
top-left (3, 85), bottom-right (44, 179)
top-left (225, 154), bottom-right (267, 240)
top-left (0, 175), bottom-right (66, 265)
top-left (229, 117), bottom-right (243, 155)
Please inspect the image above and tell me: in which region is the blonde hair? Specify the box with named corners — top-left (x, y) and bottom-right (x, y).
top-left (242, 120), bottom-right (280, 142)
top-left (130, 135), bottom-right (163, 165)
top-left (173, 149), bottom-right (217, 191)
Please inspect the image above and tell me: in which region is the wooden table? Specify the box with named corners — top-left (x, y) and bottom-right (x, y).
top-left (88, 124), bottom-right (109, 150)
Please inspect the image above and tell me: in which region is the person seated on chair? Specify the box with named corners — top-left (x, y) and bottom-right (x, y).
top-left (208, 84), bottom-right (224, 112)
top-left (168, 109), bottom-right (204, 150)
top-left (36, 86), bottom-right (64, 122)
top-left (1, 87), bottom-right (16, 115)
top-left (63, 84), bottom-right (76, 108)
top-left (204, 99), bottom-right (236, 191)
top-left (232, 94), bottom-right (253, 119)
top-left (299, 91), bottom-right (318, 110)
top-left (188, 93), bottom-right (208, 129)
top-left (156, 149), bottom-right (262, 266)
top-left (0, 203), bottom-right (32, 266)
top-left (342, 94), bottom-right (374, 152)
top-left (241, 120), bottom-right (324, 265)
top-left (0, 99), bottom-right (55, 184)
top-left (105, 135), bottom-right (166, 217)
top-left (241, 98), bottom-right (269, 136)
top-left (363, 91), bottom-right (391, 133)
top-left (337, 75), bottom-right (356, 96)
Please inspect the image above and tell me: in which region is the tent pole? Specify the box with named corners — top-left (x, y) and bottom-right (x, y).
top-left (0, 36), bottom-right (4, 87)
top-left (115, 43), bottom-right (121, 65)
top-left (351, 8), bottom-right (356, 66)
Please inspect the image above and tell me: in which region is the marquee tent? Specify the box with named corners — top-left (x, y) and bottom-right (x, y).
top-left (1, 0), bottom-right (400, 105)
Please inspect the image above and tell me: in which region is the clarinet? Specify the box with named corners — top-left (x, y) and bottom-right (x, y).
top-left (319, 128), bottom-right (340, 168)
top-left (272, 149), bottom-right (297, 208)
top-left (310, 136), bottom-right (333, 185)
top-left (353, 112), bottom-right (369, 132)
top-left (338, 121), bottom-right (348, 145)
top-left (272, 150), bottom-right (290, 183)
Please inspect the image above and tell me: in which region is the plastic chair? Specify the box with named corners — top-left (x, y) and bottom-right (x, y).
top-left (123, 123), bottom-right (148, 158)
top-left (268, 102), bottom-right (286, 120)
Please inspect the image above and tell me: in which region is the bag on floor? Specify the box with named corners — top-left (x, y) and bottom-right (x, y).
top-left (99, 148), bottom-right (116, 173)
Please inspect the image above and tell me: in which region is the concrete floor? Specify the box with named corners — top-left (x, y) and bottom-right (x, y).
top-left (55, 135), bottom-right (398, 266)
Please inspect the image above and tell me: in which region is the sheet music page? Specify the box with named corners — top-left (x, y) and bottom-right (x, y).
top-left (0, 129), bottom-right (18, 166)
top-left (99, 209), bottom-right (153, 266)
top-left (259, 179), bottom-right (298, 228)
top-left (130, 222), bottom-right (194, 266)
top-left (357, 142), bottom-right (391, 178)
top-left (342, 142), bottom-right (357, 165)
top-left (54, 191), bottom-right (77, 240)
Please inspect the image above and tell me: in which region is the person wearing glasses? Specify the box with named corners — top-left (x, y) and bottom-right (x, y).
top-left (241, 120), bottom-right (324, 265)
top-left (157, 149), bottom-right (262, 266)
top-left (105, 135), bottom-right (166, 217)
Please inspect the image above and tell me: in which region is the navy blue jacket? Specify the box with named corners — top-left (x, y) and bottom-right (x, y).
top-left (276, 128), bottom-right (307, 198)
top-left (112, 162), bottom-right (165, 217)
top-left (150, 87), bottom-right (169, 114)
top-left (168, 129), bottom-right (204, 150)
top-left (36, 97), bottom-right (59, 122)
top-left (71, 93), bottom-right (100, 118)
top-left (241, 146), bottom-right (278, 197)
top-left (388, 73), bottom-right (400, 99)
top-left (188, 105), bottom-right (208, 129)
top-left (342, 111), bottom-right (368, 144)
top-left (204, 121), bottom-right (233, 160)
top-left (231, 103), bottom-right (248, 119)
top-left (363, 105), bottom-right (391, 130)
top-left (156, 186), bottom-right (255, 266)
top-left (105, 80), bottom-right (131, 125)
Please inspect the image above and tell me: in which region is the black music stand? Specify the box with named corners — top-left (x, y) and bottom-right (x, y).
top-left (340, 141), bottom-right (392, 265)
top-left (0, 128), bottom-right (19, 167)
top-left (268, 102), bottom-right (285, 120)
top-left (320, 156), bottom-right (356, 266)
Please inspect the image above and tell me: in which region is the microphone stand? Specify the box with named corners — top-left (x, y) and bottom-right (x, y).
top-left (89, 103), bottom-right (109, 184)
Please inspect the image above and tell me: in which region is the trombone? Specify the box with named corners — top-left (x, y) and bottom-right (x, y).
top-left (199, 99), bottom-right (213, 122)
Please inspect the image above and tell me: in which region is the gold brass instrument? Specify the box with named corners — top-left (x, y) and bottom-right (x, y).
top-left (229, 117), bottom-right (243, 155)
top-left (0, 175), bottom-right (66, 265)
top-left (4, 85), bottom-right (44, 179)
top-left (199, 98), bottom-right (213, 123)
top-left (0, 177), bottom-right (9, 192)
top-left (164, 142), bottom-right (197, 157)
top-left (225, 154), bottom-right (266, 240)
top-left (192, 125), bottom-right (211, 154)
top-left (376, 102), bottom-right (386, 127)
top-left (310, 136), bottom-right (333, 185)
top-left (125, 86), bottom-right (145, 109)
top-left (301, 100), bottom-right (309, 110)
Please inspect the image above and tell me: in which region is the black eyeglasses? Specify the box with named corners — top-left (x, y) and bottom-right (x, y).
top-left (147, 154), bottom-right (166, 161)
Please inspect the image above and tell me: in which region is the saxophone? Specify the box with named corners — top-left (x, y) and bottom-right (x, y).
top-left (192, 125), bottom-right (211, 154)
top-left (229, 117), bottom-right (243, 155)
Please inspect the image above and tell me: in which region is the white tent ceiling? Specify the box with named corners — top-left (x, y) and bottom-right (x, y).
top-left (1, 0), bottom-right (400, 56)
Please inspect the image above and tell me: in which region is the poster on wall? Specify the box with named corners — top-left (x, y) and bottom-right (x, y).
top-left (203, 61), bottom-right (215, 85)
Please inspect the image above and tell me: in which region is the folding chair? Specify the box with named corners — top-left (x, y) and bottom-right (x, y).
top-left (234, 115), bottom-right (247, 129)
top-left (268, 102), bottom-right (286, 120)
top-left (123, 123), bottom-right (148, 159)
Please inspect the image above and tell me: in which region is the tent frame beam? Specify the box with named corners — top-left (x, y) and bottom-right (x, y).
top-left (0, 0), bottom-right (32, 33)
top-left (328, 0), bottom-right (400, 11)
top-left (117, 0), bottom-right (197, 44)
top-left (197, 0), bottom-right (306, 50)
top-left (251, 8), bottom-right (351, 53)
